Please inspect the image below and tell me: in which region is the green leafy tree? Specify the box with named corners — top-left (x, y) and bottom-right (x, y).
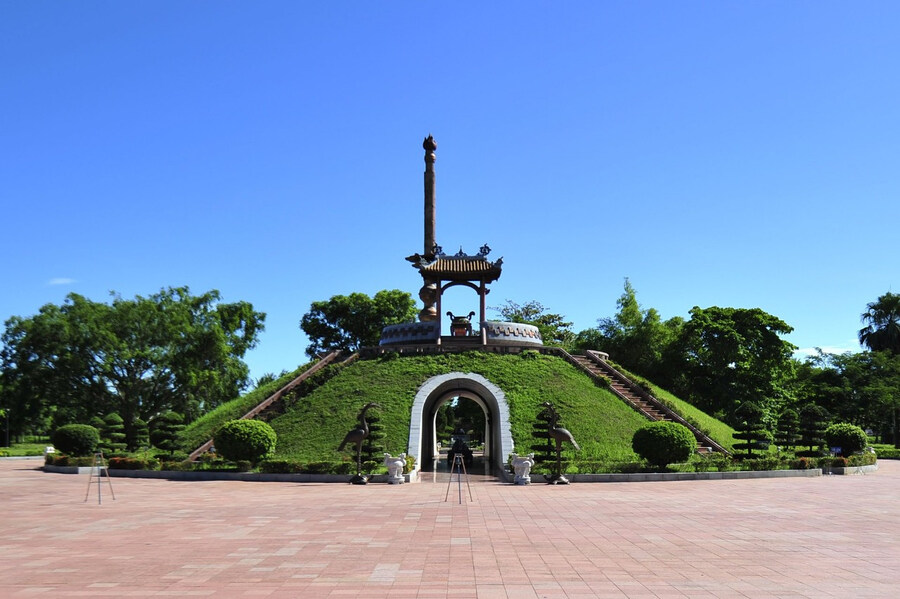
top-left (824, 423), bottom-right (868, 457)
top-left (667, 306), bottom-right (796, 424)
top-left (52, 424), bottom-right (100, 456)
top-left (360, 411), bottom-right (385, 471)
top-left (100, 413), bottom-right (127, 455)
top-left (797, 404), bottom-right (830, 457)
top-left (493, 300), bottom-right (574, 347)
top-left (530, 405), bottom-right (556, 465)
top-left (859, 292), bottom-right (900, 353)
top-left (254, 371), bottom-right (288, 390)
top-left (213, 419), bottom-right (277, 465)
top-left (130, 417), bottom-right (150, 451)
top-left (150, 411), bottom-right (184, 455)
top-left (632, 421), bottom-right (696, 470)
top-left (0, 287), bottom-right (264, 441)
top-left (300, 290), bottom-right (417, 357)
top-left (732, 402), bottom-right (771, 459)
top-left (796, 350), bottom-right (900, 446)
top-left (580, 279), bottom-right (683, 381)
top-left (774, 408), bottom-right (800, 452)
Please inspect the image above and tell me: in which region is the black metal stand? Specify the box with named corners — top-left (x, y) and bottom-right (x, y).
top-left (444, 454), bottom-right (473, 504)
top-left (84, 451), bottom-right (116, 504)
top-left (547, 444), bottom-right (570, 485)
top-left (350, 445), bottom-right (368, 485)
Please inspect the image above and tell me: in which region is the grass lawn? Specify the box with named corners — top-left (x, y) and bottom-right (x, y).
top-left (179, 350), bottom-right (737, 469)
top-left (1, 439), bottom-right (51, 457)
top-left (610, 364), bottom-right (738, 452)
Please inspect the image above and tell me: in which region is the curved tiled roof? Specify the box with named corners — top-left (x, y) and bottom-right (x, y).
top-left (406, 254), bottom-right (503, 283)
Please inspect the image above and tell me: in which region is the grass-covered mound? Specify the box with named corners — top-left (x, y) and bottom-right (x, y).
top-left (609, 364), bottom-right (738, 452)
top-left (266, 351), bottom-right (652, 464)
top-left (178, 351), bottom-right (739, 470)
top-left (178, 362), bottom-right (316, 452)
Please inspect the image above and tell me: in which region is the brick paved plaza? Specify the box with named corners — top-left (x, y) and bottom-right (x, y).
top-left (1, 458), bottom-right (899, 598)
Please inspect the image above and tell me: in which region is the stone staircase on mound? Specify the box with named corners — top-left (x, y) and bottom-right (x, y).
top-left (188, 350), bottom-right (356, 461)
top-left (562, 349), bottom-right (729, 455)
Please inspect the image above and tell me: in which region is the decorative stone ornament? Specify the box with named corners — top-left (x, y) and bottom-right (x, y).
top-left (510, 453), bottom-right (535, 485)
top-left (383, 453), bottom-right (407, 484)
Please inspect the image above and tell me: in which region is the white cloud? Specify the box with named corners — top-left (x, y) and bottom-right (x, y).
top-left (793, 344), bottom-right (859, 359)
top-left (47, 278), bottom-right (76, 286)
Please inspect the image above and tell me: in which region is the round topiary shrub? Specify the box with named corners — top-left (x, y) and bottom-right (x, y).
top-left (632, 421), bottom-right (696, 469)
top-left (52, 424), bottom-right (100, 456)
top-left (213, 419), bottom-right (277, 465)
top-left (824, 423), bottom-right (868, 456)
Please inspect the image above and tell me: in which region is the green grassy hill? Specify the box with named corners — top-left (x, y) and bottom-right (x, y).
top-left (178, 351), bottom-right (736, 466)
top-left (610, 363), bottom-right (738, 452)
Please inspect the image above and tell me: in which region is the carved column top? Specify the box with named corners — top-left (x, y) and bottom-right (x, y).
top-left (423, 135), bottom-right (437, 165)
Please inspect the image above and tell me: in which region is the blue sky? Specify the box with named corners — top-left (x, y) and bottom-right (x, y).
top-left (2, 3), bottom-right (898, 382)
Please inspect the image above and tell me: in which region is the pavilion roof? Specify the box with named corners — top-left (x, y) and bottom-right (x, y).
top-left (407, 252), bottom-right (503, 283)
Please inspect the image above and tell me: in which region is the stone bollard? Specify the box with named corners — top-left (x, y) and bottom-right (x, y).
top-left (511, 453), bottom-right (535, 485)
top-left (383, 453), bottom-right (407, 484)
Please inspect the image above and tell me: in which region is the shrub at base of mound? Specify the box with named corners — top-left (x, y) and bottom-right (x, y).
top-left (632, 421), bottom-right (696, 470)
top-left (214, 420), bottom-right (277, 465)
top-left (52, 424), bottom-right (100, 457)
top-left (824, 423), bottom-right (868, 457)
top-left (107, 456), bottom-right (160, 470)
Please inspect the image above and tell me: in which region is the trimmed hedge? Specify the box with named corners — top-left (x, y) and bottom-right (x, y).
top-left (632, 421), bottom-right (696, 469)
top-left (107, 456), bottom-right (160, 470)
top-left (52, 424), bottom-right (100, 456)
top-left (824, 423), bottom-right (868, 456)
top-left (213, 420), bottom-right (277, 464)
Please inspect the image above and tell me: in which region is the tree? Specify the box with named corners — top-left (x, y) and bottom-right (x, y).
top-left (859, 292), bottom-right (900, 353)
top-left (732, 402), bottom-right (771, 459)
top-left (52, 424), bottom-right (100, 457)
top-left (149, 411), bottom-right (185, 455)
top-left (213, 419), bottom-right (277, 465)
top-left (530, 404), bottom-right (555, 465)
top-left (824, 423), bottom-right (868, 457)
top-left (0, 287), bottom-right (264, 441)
top-left (300, 290), bottom-right (417, 357)
top-left (580, 279), bottom-right (683, 381)
top-left (632, 421), bottom-right (696, 470)
top-left (667, 306), bottom-right (796, 424)
top-left (130, 417), bottom-right (150, 451)
top-left (796, 350), bottom-right (900, 445)
top-left (100, 413), bottom-right (127, 455)
top-left (360, 410), bottom-right (385, 471)
top-left (493, 300), bottom-right (574, 347)
top-left (797, 404), bottom-right (830, 457)
top-left (774, 408), bottom-right (800, 452)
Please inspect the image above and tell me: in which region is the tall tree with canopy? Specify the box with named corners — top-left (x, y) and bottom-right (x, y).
top-left (859, 292), bottom-right (900, 353)
top-left (579, 279), bottom-right (683, 381)
top-left (667, 306), bottom-right (796, 424)
top-left (0, 287), bottom-right (264, 445)
top-left (300, 290), bottom-right (417, 358)
top-left (493, 300), bottom-right (574, 347)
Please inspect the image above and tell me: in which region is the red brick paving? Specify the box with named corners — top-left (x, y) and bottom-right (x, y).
top-left (1, 458), bottom-right (899, 598)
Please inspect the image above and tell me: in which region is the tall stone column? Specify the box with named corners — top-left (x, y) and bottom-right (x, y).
top-left (419, 135), bottom-right (439, 323)
top-left (423, 135), bottom-right (437, 257)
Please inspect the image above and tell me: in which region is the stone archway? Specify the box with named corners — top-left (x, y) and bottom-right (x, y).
top-left (407, 372), bottom-right (513, 474)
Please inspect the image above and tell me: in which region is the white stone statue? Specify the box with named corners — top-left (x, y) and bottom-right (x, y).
top-left (510, 453), bottom-right (535, 485)
top-left (383, 453), bottom-right (407, 484)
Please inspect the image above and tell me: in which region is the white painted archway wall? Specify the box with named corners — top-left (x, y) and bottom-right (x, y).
top-left (407, 372), bottom-right (514, 472)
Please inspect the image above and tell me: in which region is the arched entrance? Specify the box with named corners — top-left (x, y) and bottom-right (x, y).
top-left (407, 372), bottom-right (513, 474)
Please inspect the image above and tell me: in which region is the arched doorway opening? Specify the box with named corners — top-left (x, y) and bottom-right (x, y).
top-left (430, 394), bottom-right (489, 472)
top-left (408, 372), bottom-right (513, 475)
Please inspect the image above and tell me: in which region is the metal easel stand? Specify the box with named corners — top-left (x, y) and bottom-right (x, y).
top-left (444, 454), bottom-right (473, 504)
top-left (84, 451), bottom-right (116, 505)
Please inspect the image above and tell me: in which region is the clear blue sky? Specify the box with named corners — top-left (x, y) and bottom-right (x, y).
top-left (2, 3), bottom-right (898, 383)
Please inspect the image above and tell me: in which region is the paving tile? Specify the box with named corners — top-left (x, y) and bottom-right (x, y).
top-left (2, 459), bottom-right (900, 597)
